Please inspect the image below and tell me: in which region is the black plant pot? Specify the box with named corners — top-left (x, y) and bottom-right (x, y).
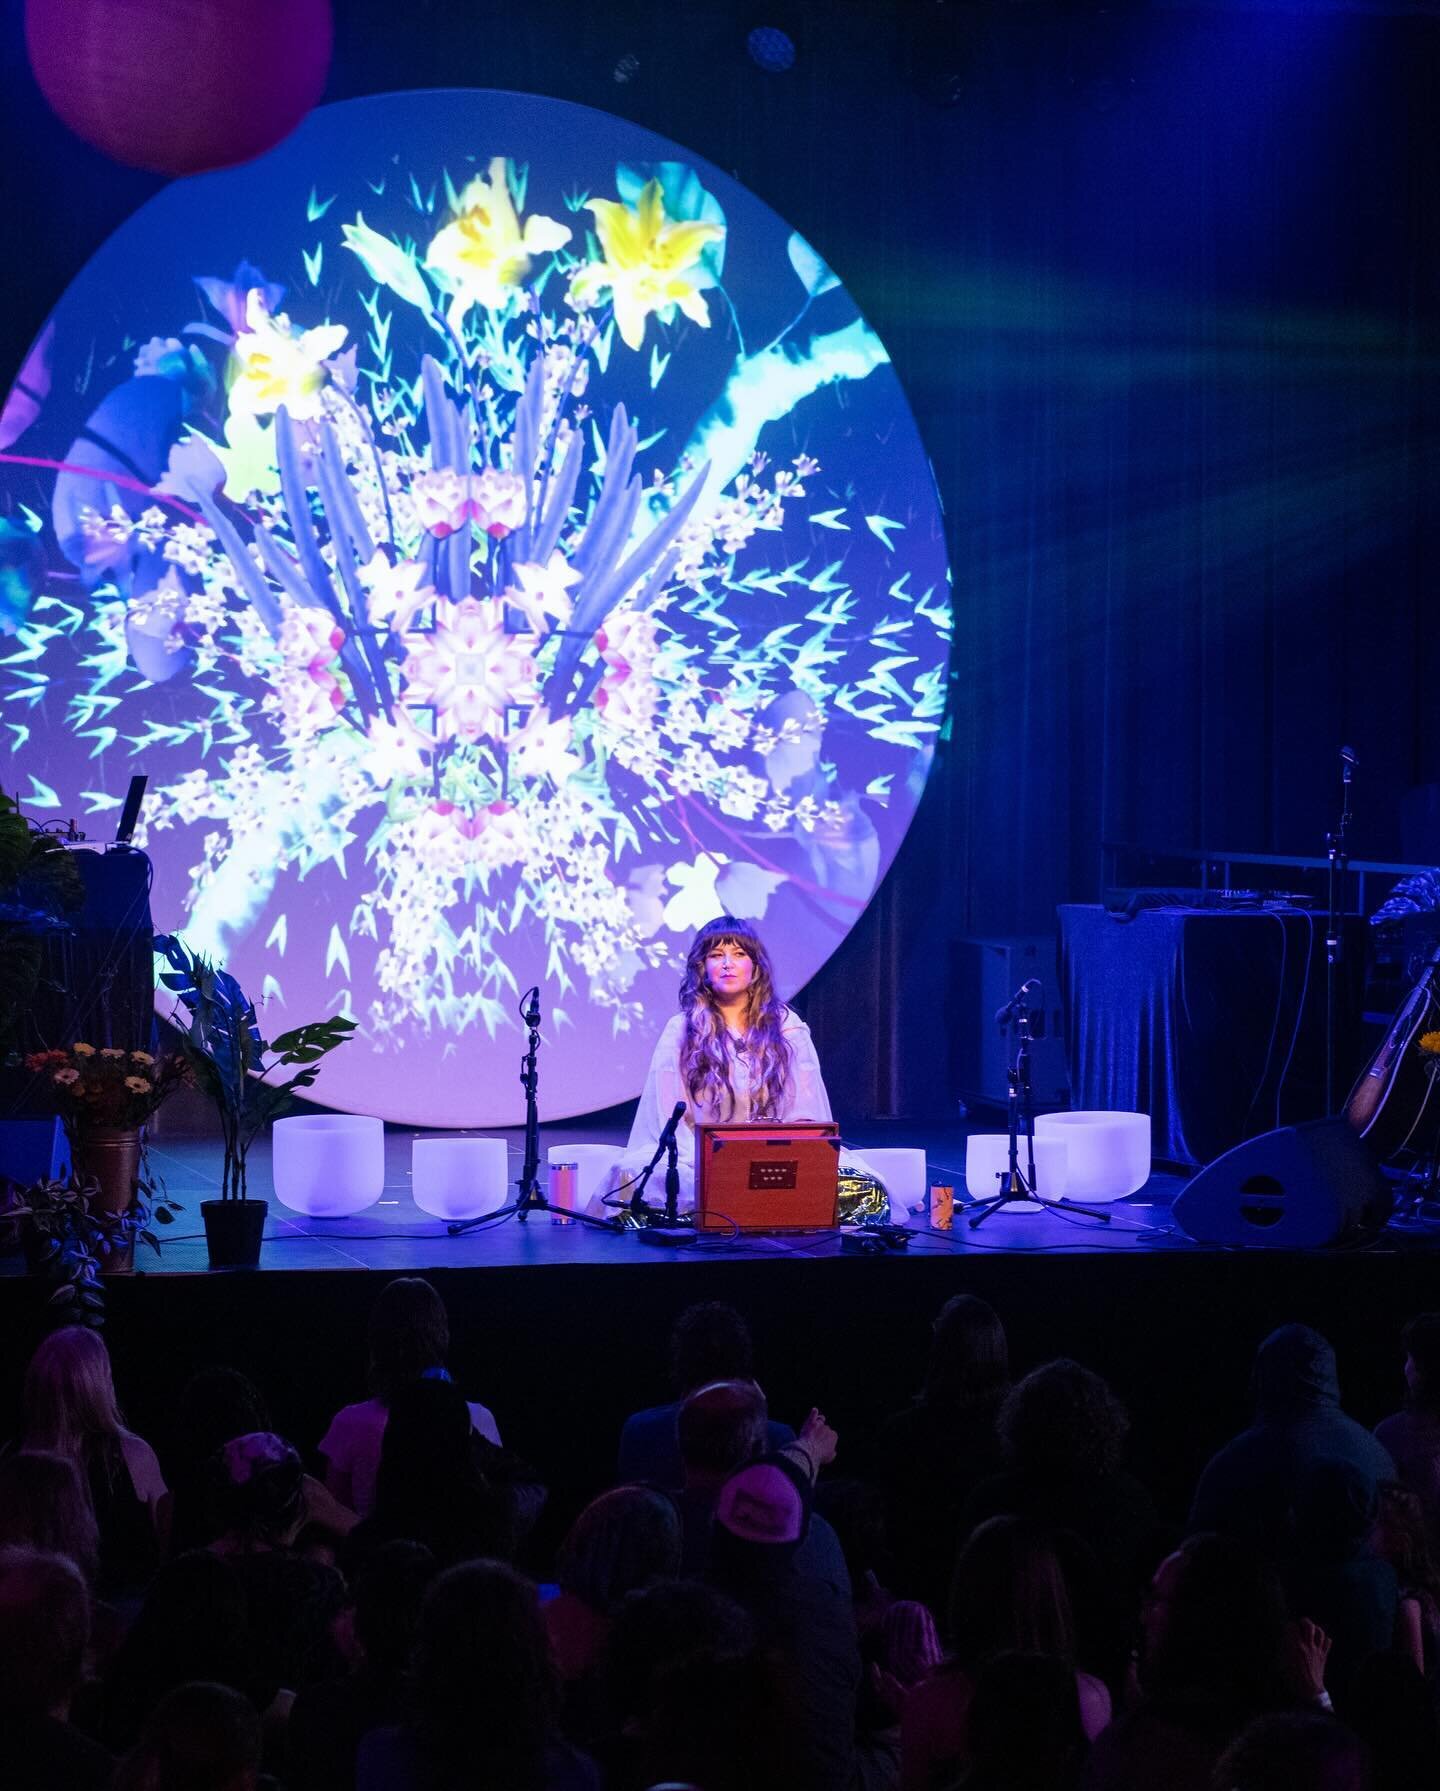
top-left (201, 1199), bottom-right (267, 1269)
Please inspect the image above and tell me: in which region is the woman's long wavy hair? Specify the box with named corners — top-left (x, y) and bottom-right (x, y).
top-left (679, 916), bottom-right (793, 1121)
top-left (23, 1326), bottom-right (126, 1464)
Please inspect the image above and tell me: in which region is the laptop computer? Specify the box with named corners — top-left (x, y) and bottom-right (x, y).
top-left (695, 1121), bottom-right (841, 1232)
top-left (114, 774), bottom-right (147, 846)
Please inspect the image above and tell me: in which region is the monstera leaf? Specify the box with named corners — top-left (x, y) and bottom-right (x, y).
top-left (244, 1016), bottom-right (359, 1137)
top-left (156, 931), bottom-right (263, 1109)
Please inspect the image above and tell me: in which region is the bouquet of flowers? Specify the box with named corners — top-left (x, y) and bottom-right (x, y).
top-left (24, 1043), bottom-right (190, 1131)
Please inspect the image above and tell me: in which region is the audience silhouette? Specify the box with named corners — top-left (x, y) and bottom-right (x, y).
top-left (1, 1288), bottom-right (1434, 1791)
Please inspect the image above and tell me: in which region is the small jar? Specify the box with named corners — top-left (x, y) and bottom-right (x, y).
top-left (549, 1161), bottom-right (577, 1226)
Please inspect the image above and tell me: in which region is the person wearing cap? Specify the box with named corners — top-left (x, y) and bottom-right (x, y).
top-left (707, 1411), bottom-right (871, 1791)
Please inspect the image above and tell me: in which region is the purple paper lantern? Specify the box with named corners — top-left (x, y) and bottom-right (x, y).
top-left (25, 0), bottom-right (333, 177)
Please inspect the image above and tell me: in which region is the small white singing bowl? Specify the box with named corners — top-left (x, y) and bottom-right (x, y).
top-left (964, 1133), bottom-right (1069, 1204)
top-left (271, 1113), bottom-right (385, 1217)
top-left (412, 1136), bottom-right (509, 1221)
top-left (1034, 1110), bottom-right (1151, 1200)
top-left (858, 1147), bottom-right (928, 1210)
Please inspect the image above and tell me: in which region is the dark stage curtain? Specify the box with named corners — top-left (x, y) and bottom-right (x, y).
top-left (3, 4), bottom-right (1438, 1122)
top-left (789, 10), bottom-right (1440, 1118)
top-left (1058, 904), bottom-right (1367, 1167)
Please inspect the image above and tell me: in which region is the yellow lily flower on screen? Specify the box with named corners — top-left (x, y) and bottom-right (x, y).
top-left (425, 158), bottom-right (571, 328)
top-left (229, 292), bottom-right (347, 423)
top-left (572, 180), bottom-right (724, 351)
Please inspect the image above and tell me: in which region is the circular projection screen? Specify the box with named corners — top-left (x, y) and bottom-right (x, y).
top-left (0, 91), bottom-right (951, 1126)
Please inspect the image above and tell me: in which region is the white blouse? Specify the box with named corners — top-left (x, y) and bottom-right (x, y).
top-left (608, 1009), bottom-right (871, 1212)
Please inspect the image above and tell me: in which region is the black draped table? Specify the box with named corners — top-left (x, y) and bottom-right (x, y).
top-left (1058, 903), bottom-right (1367, 1168)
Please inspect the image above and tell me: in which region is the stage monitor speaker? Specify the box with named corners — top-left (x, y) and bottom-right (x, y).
top-left (1171, 1120), bottom-right (1392, 1249)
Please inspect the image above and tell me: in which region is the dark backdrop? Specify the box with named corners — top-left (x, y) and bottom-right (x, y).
top-left (3, 0), bottom-right (1438, 1118)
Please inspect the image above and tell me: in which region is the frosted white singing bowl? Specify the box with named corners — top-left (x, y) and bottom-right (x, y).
top-left (965, 1134), bottom-right (1069, 1204)
top-left (546, 1144), bottom-right (622, 1212)
top-left (860, 1147), bottom-right (928, 1211)
top-left (412, 1137), bottom-right (510, 1221)
top-left (1034, 1110), bottom-right (1150, 1200)
top-left (272, 1114), bottom-right (385, 1216)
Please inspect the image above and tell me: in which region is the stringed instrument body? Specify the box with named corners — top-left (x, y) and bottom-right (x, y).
top-left (1345, 947), bottom-right (1440, 1162)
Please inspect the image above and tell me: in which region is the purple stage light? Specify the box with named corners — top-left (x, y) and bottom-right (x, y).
top-left (25, 0), bottom-right (333, 176)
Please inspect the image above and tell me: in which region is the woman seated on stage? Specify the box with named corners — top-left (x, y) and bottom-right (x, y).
top-left (608, 914), bottom-right (884, 1219)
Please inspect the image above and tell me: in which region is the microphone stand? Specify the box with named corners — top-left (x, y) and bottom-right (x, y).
top-left (627, 1103), bottom-right (689, 1228)
top-left (967, 983), bottom-right (1111, 1228)
top-left (664, 1127), bottom-right (681, 1224)
top-left (448, 988), bottom-right (621, 1236)
top-left (1324, 749), bottom-right (1355, 1117)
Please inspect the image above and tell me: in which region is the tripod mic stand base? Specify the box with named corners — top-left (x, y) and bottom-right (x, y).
top-left (966, 1189), bottom-right (1113, 1230)
top-left (448, 1191), bottom-right (623, 1236)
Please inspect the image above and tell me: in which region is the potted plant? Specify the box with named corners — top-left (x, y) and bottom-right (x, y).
top-left (3, 1169), bottom-right (179, 1319)
top-left (155, 934), bottom-right (356, 1269)
top-left (24, 1043), bottom-right (189, 1206)
top-left (22, 1038), bottom-right (189, 1275)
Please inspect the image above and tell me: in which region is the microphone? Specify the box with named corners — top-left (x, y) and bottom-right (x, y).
top-left (656, 1100), bottom-right (687, 1151)
top-left (522, 986), bottom-right (541, 1028)
top-left (1341, 745), bottom-right (1357, 784)
top-left (994, 979), bottom-right (1041, 1028)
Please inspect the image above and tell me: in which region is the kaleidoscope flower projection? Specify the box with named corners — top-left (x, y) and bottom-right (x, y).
top-left (0, 91), bottom-right (951, 1125)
